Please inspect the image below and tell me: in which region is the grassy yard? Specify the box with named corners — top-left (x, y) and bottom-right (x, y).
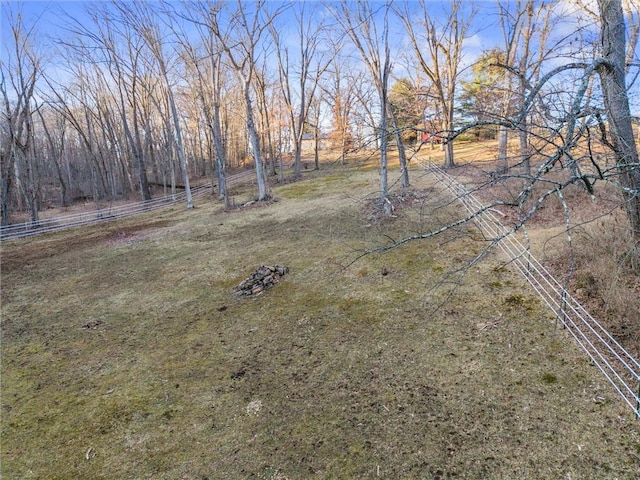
top-left (1, 160), bottom-right (639, 479)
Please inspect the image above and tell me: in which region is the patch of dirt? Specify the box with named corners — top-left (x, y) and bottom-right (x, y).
top-left (105, 229), bottom-right (156, 246)
top-left (1, 220), bottom-right (172, 272)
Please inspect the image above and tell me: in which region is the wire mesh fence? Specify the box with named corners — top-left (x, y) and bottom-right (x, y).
top-left (0, 170), bottom-right (256, 241)
top-left (418, 158), bottom-right (640, 418)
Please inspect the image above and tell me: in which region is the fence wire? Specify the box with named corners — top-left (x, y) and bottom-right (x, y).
top-left (419, 158), bottom-right (640, 418)
top-left (0, 170), bottom-right (255, 241)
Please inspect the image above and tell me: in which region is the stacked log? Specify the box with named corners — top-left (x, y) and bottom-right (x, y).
top-left (235, 265), bottom-right (289, 296)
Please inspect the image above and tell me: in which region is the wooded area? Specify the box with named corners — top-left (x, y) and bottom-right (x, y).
top-left (1, 0), bottom-right (639, 241)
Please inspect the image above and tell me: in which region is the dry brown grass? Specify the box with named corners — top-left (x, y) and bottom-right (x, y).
top-left (420, 139), bottom-right (640, 360)
top-left (2, 155), bottom-right (639, 479)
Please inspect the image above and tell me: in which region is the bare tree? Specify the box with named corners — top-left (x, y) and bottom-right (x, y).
top-left (496, 0), bottom-right (559, 176)
top-left (323, 53), bottom-right (360, 164)
top-left (387, 84), bottom-right (410, 188)
top-left (270, 3), bottom-right (332, 178)
top-left (208, 0), bottom-right (282, 202)
top-left (253, 64), bottom-right (278, 177)
top-left (57, 3), bottom-right (155, 203)
top-left (397, 0), bottom-right (475, 168)
top-left (0, 8), bottom-right (42, 225)
top-left (331, 0), bottom-right (394, 214)
top-left (596, 0), bottom-right (640, 239)
top-left (37, 107), bottom-right (69, 207)
top-left (308, 91), bottom-right (324, 171)
top-left (176, 1), bottom-right (233, 206)
top-left (113, 1), bottom-right (194, 208)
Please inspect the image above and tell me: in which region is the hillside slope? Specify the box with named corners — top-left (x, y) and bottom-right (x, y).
top-left (2, 162), bottom-right (639, 479)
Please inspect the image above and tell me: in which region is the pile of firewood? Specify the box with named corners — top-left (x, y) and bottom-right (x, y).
top-left (235, 265), bottom-right (289, 296)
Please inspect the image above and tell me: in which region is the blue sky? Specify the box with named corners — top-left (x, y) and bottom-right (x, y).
top-left (2, 1), bottom-right (505, 56)
top-left (1, 0), bottom-right (638, 115)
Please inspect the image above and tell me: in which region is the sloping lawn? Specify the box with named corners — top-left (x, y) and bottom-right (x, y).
top-left (2, 163), bottom-right (639, 479)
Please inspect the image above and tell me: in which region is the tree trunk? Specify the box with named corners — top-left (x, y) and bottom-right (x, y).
top-left (598, 0), bottom-right (640, 239)
top-left (497, 125), bottom-right (509, 174)
top-left (244, 80), bottom-right (268, 201)
top-left (314, 127), bottom-right (320, 171)
top-left (518, 69), bottom-right (531, 175)
top-left (127, 120), bottom-right (151, 202)
top-left (16, 104), bottom-right (39, 224)
top-left (442, 108), bottom-right (456, 168)
top-left (444, 140), bottom-right (455, 169)
top-left (278, 125), bottom-right (285, 183)
top-left (379, 91), bottom-right (390, 213)
top-left (294, 129), bottom-right (303, 178)
top-left (1, 156), bottom-right (13, 225)
top-left (519, 119), bottom-right (530, 175)
top-left (164, 77), bottom-right (193, 209)
top-left (212, 101), bottom-right (228, 206)
top-left (388, 104), bottom-right (409, 187)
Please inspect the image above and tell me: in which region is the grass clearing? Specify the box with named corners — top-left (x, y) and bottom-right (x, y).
top-left (2, 161), bottom-right (639, 479)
